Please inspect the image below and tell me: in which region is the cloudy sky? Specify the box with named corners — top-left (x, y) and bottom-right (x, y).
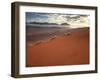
top-left (26, 12), bottom-right (90, 27)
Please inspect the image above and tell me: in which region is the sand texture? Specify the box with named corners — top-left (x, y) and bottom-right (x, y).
top-left (26, 27), bottom-right (89, 67)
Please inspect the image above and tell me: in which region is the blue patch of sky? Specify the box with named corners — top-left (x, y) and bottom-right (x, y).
top-left (26, 12), bottom-right (49, 23)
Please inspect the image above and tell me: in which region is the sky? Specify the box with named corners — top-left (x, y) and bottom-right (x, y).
top-left (26, 12), bottom-right (90, 27)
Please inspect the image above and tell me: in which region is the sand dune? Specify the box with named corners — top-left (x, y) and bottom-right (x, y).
top-left (26, 27), bottom-right (89, 67)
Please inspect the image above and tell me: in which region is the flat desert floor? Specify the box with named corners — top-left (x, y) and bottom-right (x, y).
top-left (26, 27), bottom-right (89, 67)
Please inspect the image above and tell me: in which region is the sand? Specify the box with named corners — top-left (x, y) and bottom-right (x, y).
top-left (26, 27), bottom-right (89, 67)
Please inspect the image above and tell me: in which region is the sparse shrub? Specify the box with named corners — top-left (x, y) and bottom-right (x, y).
top-left (50, 35), bottom-right (57, 40)
top-left (34, 41), bottom-right (42, 45)
top-left (64, 32), bottom-right (71, 36)
top-left (27, 43), bottom-right (34, 46)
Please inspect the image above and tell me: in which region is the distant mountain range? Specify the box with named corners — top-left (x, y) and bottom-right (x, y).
top-left (27, 22), bottom-right (70, 25)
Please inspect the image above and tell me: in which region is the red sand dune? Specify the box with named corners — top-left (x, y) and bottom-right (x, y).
top-left (26, 28), bottom-right (89, 67)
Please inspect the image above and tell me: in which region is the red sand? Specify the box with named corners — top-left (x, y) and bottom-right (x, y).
top-left (26, 28), bottom-right (89, 67)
